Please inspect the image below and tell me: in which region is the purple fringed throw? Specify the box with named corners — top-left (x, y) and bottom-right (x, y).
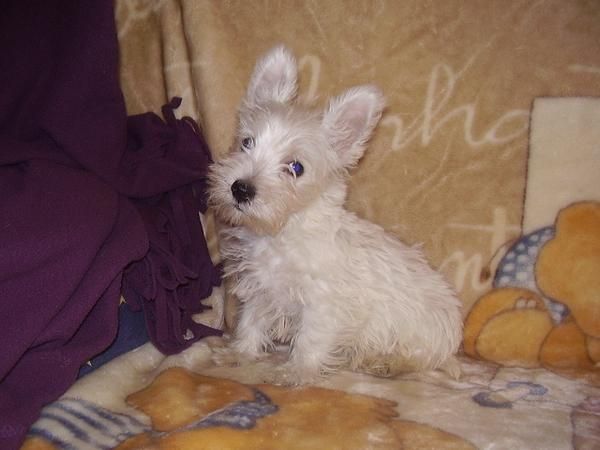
top-left (0, 1), bottom-right (221, 448)
top-left (122, 99), bottom-right (223, 354)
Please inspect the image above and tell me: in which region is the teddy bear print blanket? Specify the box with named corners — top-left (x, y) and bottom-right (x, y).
top-left (14, 0), bottom-right (600, 448)
top-left (21, 340), bottom-right (600, 449)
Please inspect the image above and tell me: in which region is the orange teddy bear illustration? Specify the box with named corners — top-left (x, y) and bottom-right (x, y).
top-left (464, 201), bottom-right (600, 371)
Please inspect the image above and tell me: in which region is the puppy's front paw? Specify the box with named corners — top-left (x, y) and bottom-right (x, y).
top-left (211, 345), bottom-right (244, 367)
top-left (265, 362), bottom-right (322, 386)
top-left (210, 342), bottom-right (268, 367)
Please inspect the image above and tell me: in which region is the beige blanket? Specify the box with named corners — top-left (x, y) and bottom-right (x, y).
top-left (117, 0), bottom-right (600, 312)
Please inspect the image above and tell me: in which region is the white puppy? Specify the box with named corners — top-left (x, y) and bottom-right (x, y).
top-left (208, 46), bottom-right (462, 384)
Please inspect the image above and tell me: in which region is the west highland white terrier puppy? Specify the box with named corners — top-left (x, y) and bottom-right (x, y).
top-left (208, 46), bottom-right (463, 384)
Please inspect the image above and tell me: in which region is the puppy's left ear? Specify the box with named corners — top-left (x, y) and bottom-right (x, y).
top-left (245, 45), bottom-right (298, 107)
top-left (322, 86), bottom-right (385, 168)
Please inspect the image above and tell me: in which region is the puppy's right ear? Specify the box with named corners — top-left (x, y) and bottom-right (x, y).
top-left (322, 85), bottom-right (385, 168)
top-left (244, 45), bottom-right (298, 106)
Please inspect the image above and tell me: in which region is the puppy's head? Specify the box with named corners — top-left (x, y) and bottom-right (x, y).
top-left (208, 45), bottom-right (385, 235)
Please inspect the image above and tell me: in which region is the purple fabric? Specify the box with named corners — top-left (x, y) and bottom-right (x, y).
top-left (0, 1), bottom-right (221, 448)
top-left (122, 102), bottom-right (223, 355)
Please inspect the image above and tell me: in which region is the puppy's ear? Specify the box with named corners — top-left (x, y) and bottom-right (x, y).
top-left (322, 86), bottom-right (385, 168)
top-left (245, 45), bottom-right (297, 106)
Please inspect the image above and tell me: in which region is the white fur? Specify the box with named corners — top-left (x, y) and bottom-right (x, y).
top-left (208, 46), bottom-right (463, 384)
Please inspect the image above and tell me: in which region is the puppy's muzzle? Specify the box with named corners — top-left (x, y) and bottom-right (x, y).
top-left (231, 179), bottom-right (256, 203)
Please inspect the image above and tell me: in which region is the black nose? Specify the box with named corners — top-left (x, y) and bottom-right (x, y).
top-left (231, 179), bottom-right (256, 203)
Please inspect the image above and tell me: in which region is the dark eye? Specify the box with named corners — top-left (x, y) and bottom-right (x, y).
top-left (287, 160), bottom-right (304, 177)
top-left (240, 136), bottom-right (255, 152)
